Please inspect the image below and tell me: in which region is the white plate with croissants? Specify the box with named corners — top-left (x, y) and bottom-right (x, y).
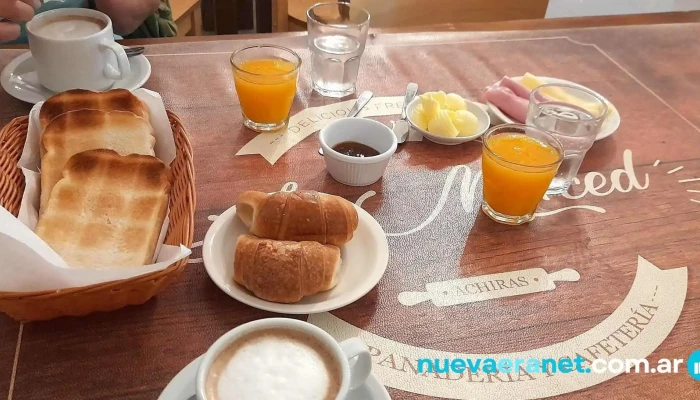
top-left (203, 190), bottom-right (389, 314)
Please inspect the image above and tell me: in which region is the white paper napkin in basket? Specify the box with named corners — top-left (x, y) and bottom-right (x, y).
top-left (0, 88), bottom-right (191, 292)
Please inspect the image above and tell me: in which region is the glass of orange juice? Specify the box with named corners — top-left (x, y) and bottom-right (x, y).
top-left (481, 124), bottom-right (563, 225)
top-left (230, 45), bottom-right (301, 132)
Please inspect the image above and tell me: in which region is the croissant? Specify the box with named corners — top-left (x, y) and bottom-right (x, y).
top-left (234, 235), bottom-right (341, 303)
top-left (236, 190), bottom-right (359, 246)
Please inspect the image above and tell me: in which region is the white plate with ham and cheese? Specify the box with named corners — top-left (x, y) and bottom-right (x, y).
top-left (485, 74), bottom-right (621, 141)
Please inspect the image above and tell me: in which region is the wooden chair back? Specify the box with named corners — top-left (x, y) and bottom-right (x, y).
top-left (273, 0), bottom-right (549, 32)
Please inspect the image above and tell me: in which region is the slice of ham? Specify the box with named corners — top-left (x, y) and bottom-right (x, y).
top-left (483, 85), bottom-right (529, 123)
top-left (497, 76), bottom-right (531, 100)
top-left (498, 76), bottom-right (548, 102)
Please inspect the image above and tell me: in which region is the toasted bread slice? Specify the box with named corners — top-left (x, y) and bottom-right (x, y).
top-left (36, 149), bottom-right (172, 268)
top-left (40, 109), bottom-right (156, 213)
top-left (40, 89), bottom-right (149, 129)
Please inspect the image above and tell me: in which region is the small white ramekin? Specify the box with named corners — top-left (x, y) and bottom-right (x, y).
top-left (319, 118), bottom-right (397, 186)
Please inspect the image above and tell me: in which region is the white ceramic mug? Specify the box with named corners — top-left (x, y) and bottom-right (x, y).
top-left (319, 118), bottom-right (397, 186)
top-left (26, 8), bottom-right (130, 92)
top-left (196, 318), bottom-right (372, 400)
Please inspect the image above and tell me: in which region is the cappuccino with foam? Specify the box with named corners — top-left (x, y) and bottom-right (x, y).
top-left (27, 9), bottom-right (131, 91)
top-left (32, 15), bottom-right (106, 40)
top-left (206, 328), bottom-right (341, 400)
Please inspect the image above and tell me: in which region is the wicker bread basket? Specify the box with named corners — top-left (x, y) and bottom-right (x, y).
top-left (0, 111), bottom-right (195, 322)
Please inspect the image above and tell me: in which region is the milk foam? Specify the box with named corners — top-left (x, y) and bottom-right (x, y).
top-left (208, 330), bottom-right (340, 400)
top-left (35, 18), bottom-right (105, 40)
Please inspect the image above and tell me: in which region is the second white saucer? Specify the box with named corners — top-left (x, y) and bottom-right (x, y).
top-left (158, 354), bottom-right (392, 400)
top-left (0, 51), bottom-right (151, 104)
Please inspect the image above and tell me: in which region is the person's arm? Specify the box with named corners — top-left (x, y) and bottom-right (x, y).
top-left (94, 0), bottom-right (160, 35)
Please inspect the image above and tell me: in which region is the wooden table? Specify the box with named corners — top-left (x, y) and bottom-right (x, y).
top-left (1, 15), bottom-right (699, 400)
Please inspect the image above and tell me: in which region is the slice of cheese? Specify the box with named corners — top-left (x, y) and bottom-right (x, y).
top-left (521, 72), bottom-right (615, 118)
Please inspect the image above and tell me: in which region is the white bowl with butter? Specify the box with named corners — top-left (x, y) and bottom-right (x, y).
top-left (406, 97), bottom-right (490, 145)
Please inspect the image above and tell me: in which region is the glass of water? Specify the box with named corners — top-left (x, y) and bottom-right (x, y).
top-left (307, 2), bottom-right (370, 98)
top-left (527, 83), bottom-right (608, 195)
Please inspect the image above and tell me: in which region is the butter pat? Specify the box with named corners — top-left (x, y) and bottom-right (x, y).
top-left (428, 110), bottom-right (459, 137)
top-left (420, 95), bottom-right (440, 119)
top-left (411, 104), bottom-right (429, 130)
top-left (445, 93), bottom-right (467, 111)
top-left (452, 110), bottom-right (479, 137)
top-left (430, 91), bottom-right (447, 107)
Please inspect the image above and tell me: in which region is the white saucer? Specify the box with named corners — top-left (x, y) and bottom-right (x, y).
top-left (486, 76), bottom-right (621, 141)
top-left (158, 355), bottom-right (392, 400)
top-left (0, 51), bottom-right (151, 104)
top-left (203, 199), bottom-right (389, 314)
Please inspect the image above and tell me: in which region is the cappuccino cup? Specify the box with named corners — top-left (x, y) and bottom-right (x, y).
top-left (196, 318), bottom-right (372, 400)
top-left (27, 8), bottom-right (130, 92)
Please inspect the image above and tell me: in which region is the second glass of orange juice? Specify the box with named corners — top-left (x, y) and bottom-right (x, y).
top-left (231, 45), bottom-right (301, 132)
top-left (481, 124), bottom-right (563, 225)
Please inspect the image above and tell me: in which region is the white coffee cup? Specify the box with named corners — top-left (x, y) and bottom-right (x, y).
top-left (196, 318), bottom-right (372, 400)
top-left (26, 8), bottom-right (130, 92)
top-left (319, 118), bottom-right (397, 186)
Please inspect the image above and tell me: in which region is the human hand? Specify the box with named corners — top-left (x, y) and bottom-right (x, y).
top-left (0, 0), bottom-right (40, 42)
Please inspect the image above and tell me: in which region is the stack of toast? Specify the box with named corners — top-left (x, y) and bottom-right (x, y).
top-left (34, 89), bottom-right (172, 268)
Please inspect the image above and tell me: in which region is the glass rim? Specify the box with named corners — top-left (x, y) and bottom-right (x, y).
top-left (306, 2), bottom-right (370, 27)
top-left (482, 123), bottom-right (564, 169)
top-left (230, 45), bottom-right (302, 77)
top-left (530, 83), bottom-right (609, 122)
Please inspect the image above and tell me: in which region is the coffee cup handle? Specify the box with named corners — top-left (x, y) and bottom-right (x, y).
top-left (339, 338), bottom-right (372, 391)
top-left (100, 41), bottom-right (131, 80)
